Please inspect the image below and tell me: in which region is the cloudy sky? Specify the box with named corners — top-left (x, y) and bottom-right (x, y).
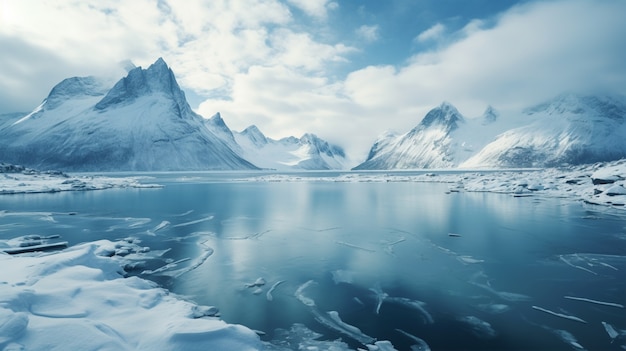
top-left (1, 0), bottom-right (625, 160)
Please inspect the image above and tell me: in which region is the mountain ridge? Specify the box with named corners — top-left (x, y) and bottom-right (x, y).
top-left (355, 93), bottom-right (626, 170)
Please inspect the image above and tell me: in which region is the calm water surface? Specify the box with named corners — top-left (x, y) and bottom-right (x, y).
top-left (1, 172), bottom-right (625, 350)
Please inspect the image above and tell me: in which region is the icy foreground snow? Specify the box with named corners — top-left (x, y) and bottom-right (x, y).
top-left (0, 163), bottom-right (160, 194)
top-left (0, 240), bottom-right (262, 351)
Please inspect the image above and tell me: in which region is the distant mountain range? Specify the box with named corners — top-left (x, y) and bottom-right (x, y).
top-left (204, 113), bottom-right (348, 170)
top-left (1, 57), bottom-right (624, 171)
top-left (0, 58), bottom-right (347, 171)
top-left (354, 94), bottom-right (626, 170)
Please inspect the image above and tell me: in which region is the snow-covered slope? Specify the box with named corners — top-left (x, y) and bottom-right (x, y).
top-left (354, 102), bottom-right (516, 170)
top-left (0, 58), bottom-right (257, 171)
top-left (461, 94), bottom-right (626, 168)
top-left (204, 113), bottom-right (349, 170)
top-left (354, 102), bottom-right (464, 170)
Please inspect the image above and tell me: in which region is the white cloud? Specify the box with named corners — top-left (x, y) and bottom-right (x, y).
top-left (270, 29), bottom-right (356, 71)
top-left (355, 25), bottom-right (380, 42)
top-left (0, 0), bottom-right (351, 110)
top-left (415, 23), bottom-right (446, 42)
top-left (201, 0), bottom-right (626, 163)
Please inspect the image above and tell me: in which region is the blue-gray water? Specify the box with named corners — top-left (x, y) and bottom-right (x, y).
top-left (1, 172), bottom-right (625, 350)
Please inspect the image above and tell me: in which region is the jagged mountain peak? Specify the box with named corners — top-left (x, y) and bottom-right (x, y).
top-left (241, 125), bottom-right (268, 146)
top-left (208, 112), bottom-right (228, 129)
top-left (94, 57), bottom-right (189, 113)
top-left (300, 133), bottom-right (346, 158)
top-left (299, 133), bottom-right (318, 143)
top-left (418, 101), bottom-right (464, 130)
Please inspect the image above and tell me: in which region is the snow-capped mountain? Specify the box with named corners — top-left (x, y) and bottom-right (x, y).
top-left (461, 94), bottom-right (626, 168)
top-left (353, 102), bottom-right (512, 170)
top-left (205, 113), bottom-right (348, 170)
top-left (354, 94), bottom-right (626, 170)
top-left (0, 58), bottom-right (257, 171)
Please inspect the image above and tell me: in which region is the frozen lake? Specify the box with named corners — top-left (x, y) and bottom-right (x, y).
top-left (1, 172), bottom-right (625, 350)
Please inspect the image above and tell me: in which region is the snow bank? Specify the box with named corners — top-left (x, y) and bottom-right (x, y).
top-left (0, 163), bottom-right (161, 194)
top-left (0, 240), bottom-right (261, 350)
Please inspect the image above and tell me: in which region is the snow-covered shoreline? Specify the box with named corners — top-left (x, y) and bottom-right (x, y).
top-left (0, 163), bottom-right (161, 194)
top-left (0, 239), bottom-right (262, 350)
top-left (244, 159), bottom-right (626, 210)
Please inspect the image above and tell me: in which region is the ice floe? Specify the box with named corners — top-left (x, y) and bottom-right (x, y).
top-left (265, 323), bottom-right (350, 350)
top-left (532, 306), bottom-right (587, 323)
top-left (245, 277), bottom-right (267, 288)
top-left (266, 280), bottom-right (285, 301)
top-left (321, 310), bottom-right (376, 345)
top-left (564, 296), bottom-right (624, 309)
top-left (171, 215), bottom-right (215, 228)
top-left (294, 280), bottom-right (379, 346)
top-left (365, 284), bottom-right (433, 324)
top-left (295, 280), bottom-right (317, 307)
top-left (140, 238), bottom-right (214, 279)
top-left (551, 329), bottom-right (587, 351)
top-left (0, 239), bottom-right (261, 350)
top-left (457, 255), bottom-right (484, 264)
top-left (265, 323), bottom-right (396, 351)
top-left (148, 220), bottom-right (170, 235)
top-left (602, 321), bottom-right (620, 341)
